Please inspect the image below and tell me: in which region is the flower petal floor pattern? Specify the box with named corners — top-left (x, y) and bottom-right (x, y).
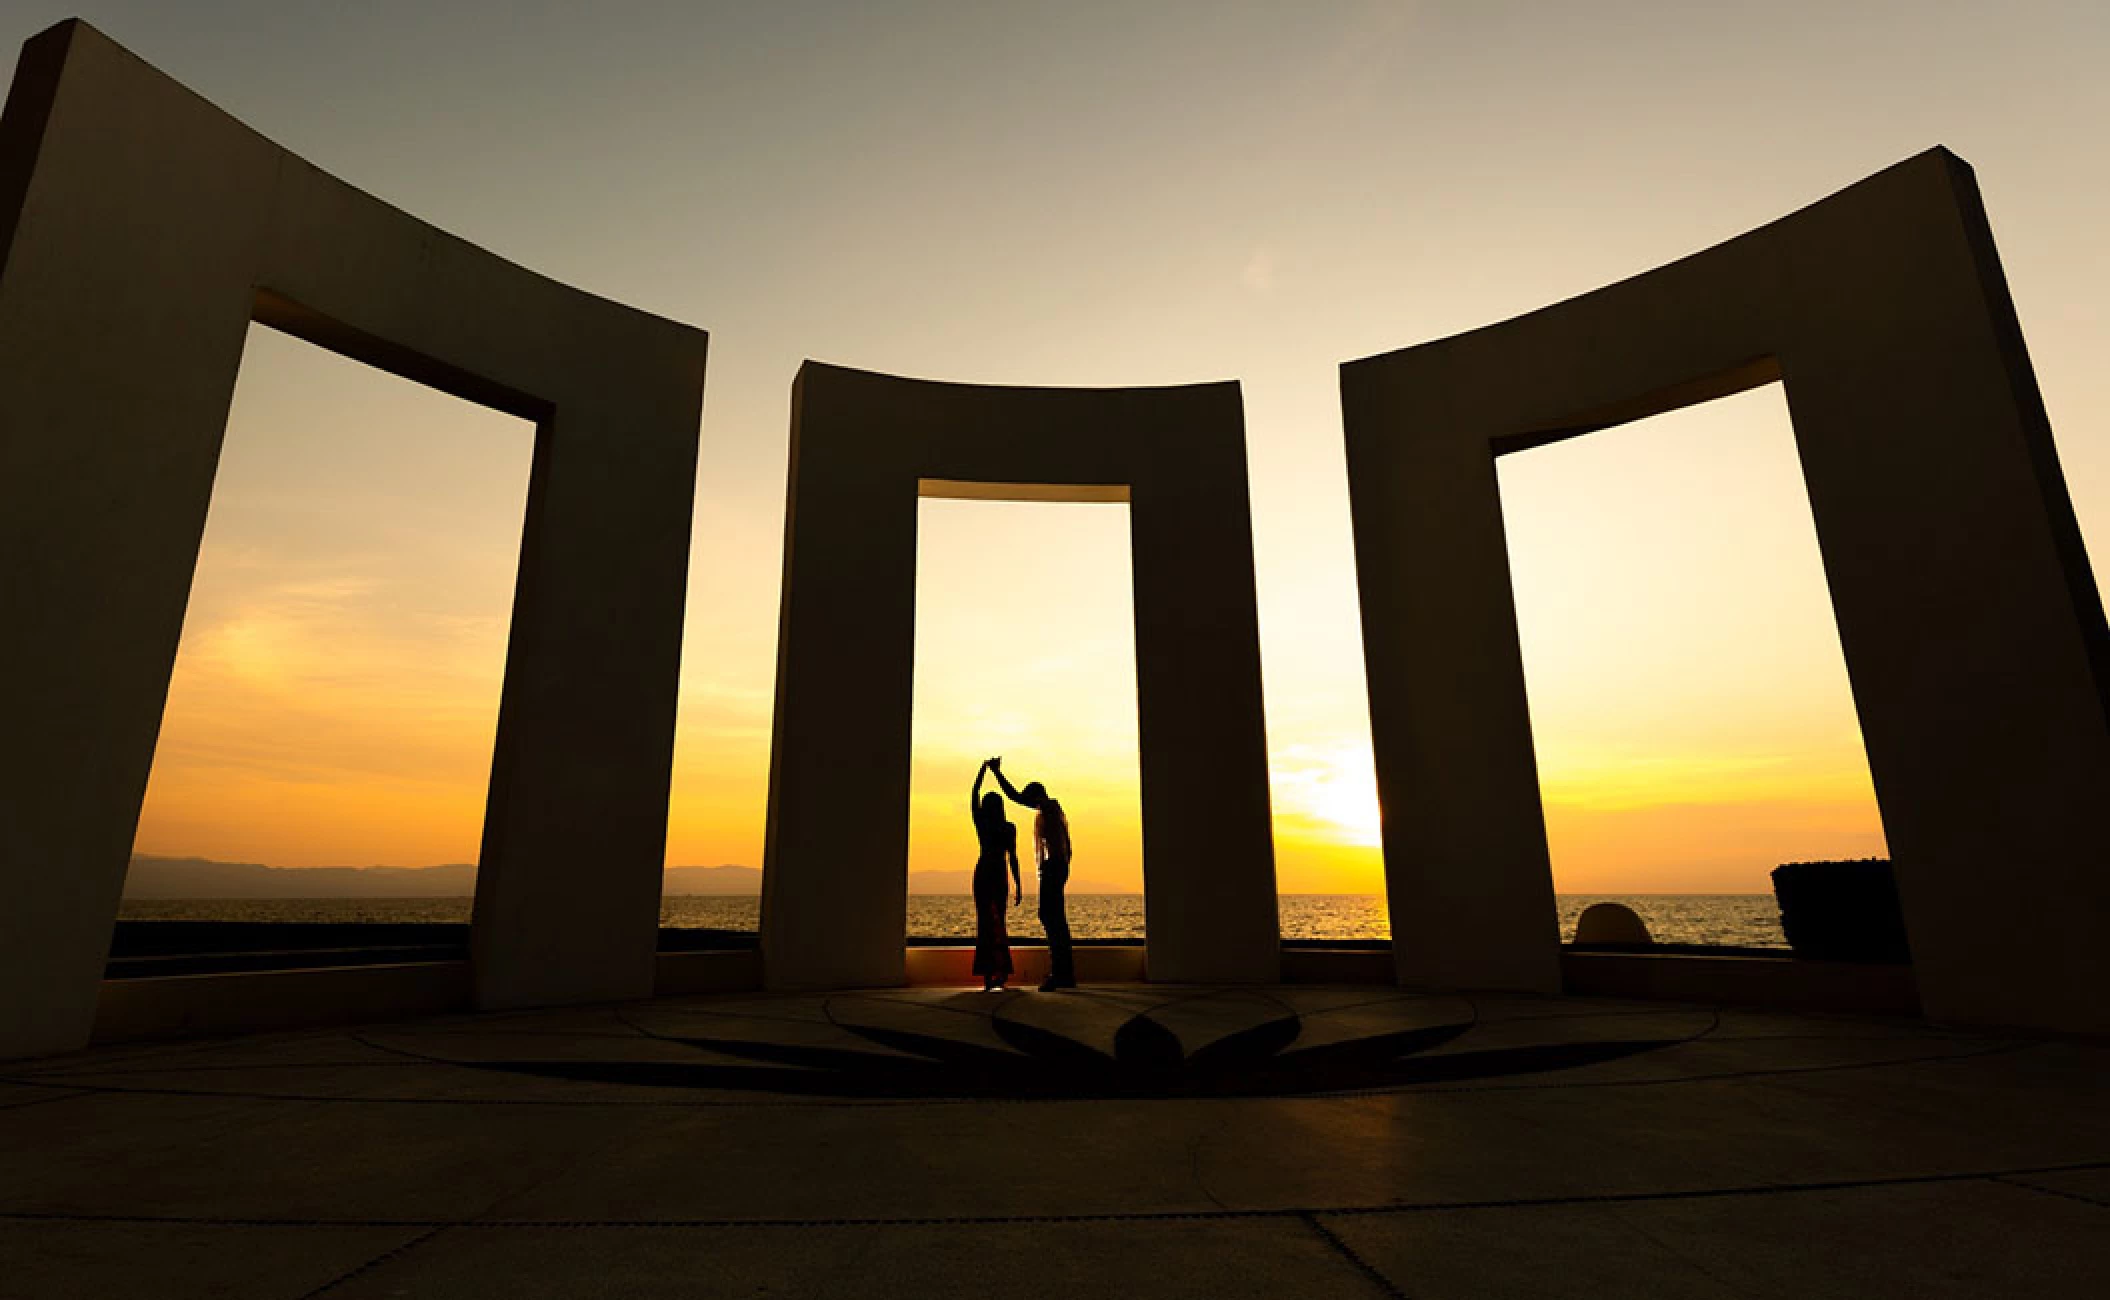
top-left (2, 984), bottom-right (2106, 1298)
top-left (434, 986), bottom-right (1707, 1099)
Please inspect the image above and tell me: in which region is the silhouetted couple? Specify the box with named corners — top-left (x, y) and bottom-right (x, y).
top-left (969, 756), bottom-right (1076, 993)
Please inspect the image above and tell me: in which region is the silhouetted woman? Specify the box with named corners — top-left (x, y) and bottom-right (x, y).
top-left (969, 759), bottom-right (1023, 992)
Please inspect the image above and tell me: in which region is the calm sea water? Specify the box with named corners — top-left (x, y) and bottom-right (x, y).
top-left (117, 894), bottom-right (1786, 947)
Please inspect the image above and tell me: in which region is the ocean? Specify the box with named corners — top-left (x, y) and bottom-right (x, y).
top-left (116, 893), bottom-right (1788, 947)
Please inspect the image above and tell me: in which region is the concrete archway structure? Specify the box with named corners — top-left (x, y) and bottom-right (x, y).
top-left (762, 362), bottom-right (1279, 989)
top-left (0, 21), bottom-right (708, 1058)
top-left (1342, 149), bottom-right (2110, 1035)
top-left (6, 17), bottom-right (2107, 1053)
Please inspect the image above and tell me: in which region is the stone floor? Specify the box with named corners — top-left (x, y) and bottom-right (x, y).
top-left (2, 983), bottom-right (2106, 1298)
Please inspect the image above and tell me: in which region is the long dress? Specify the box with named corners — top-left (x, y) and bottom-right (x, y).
top-left (971, 820), bottom-right (1015, 978)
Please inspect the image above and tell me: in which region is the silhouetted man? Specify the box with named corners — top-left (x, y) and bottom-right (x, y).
top-left (989, 756), bottom-right (1075, 990)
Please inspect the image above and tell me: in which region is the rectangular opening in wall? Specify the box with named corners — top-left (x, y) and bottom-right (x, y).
top-left (909, 494), bottom-right (1142, 959)
top-left (1496, 382), bottom-right (1889, 951)
top-left (119, 323), bottom-right (533, 973)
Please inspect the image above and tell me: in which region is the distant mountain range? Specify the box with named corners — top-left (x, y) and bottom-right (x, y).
top-left (122, 855), bottom-right (1127, 898)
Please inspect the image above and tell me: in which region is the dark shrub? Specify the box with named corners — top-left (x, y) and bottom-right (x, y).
top-left (1771, 858), bottom-right (1911, 963)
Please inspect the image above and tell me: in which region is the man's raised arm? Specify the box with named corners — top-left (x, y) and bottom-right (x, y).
top-left (989, 757), bottom-right (1032, 808)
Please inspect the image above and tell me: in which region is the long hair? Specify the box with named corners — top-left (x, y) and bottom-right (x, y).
top-left (975, 791), bottom-right (1007, 832)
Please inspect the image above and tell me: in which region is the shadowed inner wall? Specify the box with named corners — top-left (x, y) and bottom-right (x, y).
top-left (908, 497), bottom-right (1142, 931)
top-left (128, 324), bottom-right (534, 882)
top-left (1495, 383), bottom-right (1887, 934)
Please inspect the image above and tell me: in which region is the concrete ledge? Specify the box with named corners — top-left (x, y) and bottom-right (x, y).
top-left (73, 946), bottom-right (1925, 1054)
top-left (1282, 947), bottom-right (1394, 984)
top-left (905, 946), bottom-right (1396, 987)
top-left (654, 949), bottom-right (764, 996)
top-left (904, 945), bottom-right (1148, 986)
top-left (1562, 950), bottom-right (1920, 1016)
top-left (90, 961), bottom-right (472, 1046)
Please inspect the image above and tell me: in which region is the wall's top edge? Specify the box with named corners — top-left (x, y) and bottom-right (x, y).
top-left (1339, 145), bottom-right (1968, 377)
top-left (795, 357), bottom-right (1242, 401)
top-left (37, 18), bottom-right (707, 348)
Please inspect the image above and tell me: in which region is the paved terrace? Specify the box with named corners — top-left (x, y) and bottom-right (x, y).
top-left (3, 984), bottom-right (2106, 1298)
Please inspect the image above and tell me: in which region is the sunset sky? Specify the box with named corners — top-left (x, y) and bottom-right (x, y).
top-left (39, 1), bottom-right (2106, 895)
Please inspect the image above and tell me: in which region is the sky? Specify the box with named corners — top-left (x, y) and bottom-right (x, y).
top-left (22, 1), bottom-right (2103, 894)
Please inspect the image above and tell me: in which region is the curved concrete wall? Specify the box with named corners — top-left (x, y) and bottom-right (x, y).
top-left (0, 21), bottom-right (708, 1058)
top-left (1342, 149), bottom-right (2110, 1033)
top-left (762, 363), bottom-right (1279, 988)
top-left (4, 20), bottom-right (2105, 1050)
